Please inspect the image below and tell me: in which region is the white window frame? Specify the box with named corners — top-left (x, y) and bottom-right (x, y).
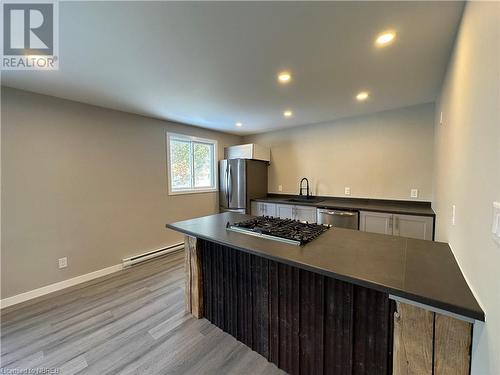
top-left (166, 132), bottom-right (218, 195)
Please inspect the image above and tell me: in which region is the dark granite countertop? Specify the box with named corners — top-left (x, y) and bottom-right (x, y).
top-left (253, 194), bottom-right (435, 216)
top-left (166, 212), bottom-right (483, 321)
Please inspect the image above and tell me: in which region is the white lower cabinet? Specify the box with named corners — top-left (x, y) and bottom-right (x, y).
top-left (252, 202), bottom-right (316, 223)
top-left (263, 203), bottom-right (277, 217)
top-left (251, 204), bottom-right (433, 238)
top-left (250, 201), bottom-right (261, 216)
top-left (294, 205), bottom-right (317, 223)
top-left (360, 211), bottom-right (434, 240)
top-left (393, 214), bottom-right (434, 241)
top-left (359, 211), bottom-right (393, 235)
top-left (276, 204), bottom-right (294, 219)
top-left (251, 202), bottom-right (277, 217)
top-left (276, 204), bottom-right (316, 223)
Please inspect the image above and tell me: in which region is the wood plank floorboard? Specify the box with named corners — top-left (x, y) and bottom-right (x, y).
top-left (1, 252), bottom-right (284, 375)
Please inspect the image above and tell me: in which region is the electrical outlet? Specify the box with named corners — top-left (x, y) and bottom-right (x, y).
top-left (278, 184), bottom-right (283, 192)
top-left (451, 205), bottom-right (456, 226)
top-left (344, 187), bottom-right (351, 196)
top-left (410, 189), bottom-right (418, 198)
top-left (58, 257), bottom-right (68, 269)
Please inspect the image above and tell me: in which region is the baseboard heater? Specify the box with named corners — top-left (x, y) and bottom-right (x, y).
top-left (122, 242), bottom-right (184, 268)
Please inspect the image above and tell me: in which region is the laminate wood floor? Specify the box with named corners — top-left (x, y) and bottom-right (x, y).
top-left (1, 251), bottom-right (284, 375)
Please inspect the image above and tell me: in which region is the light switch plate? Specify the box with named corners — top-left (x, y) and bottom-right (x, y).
top-left (58, 257), bottom-right (68, 269)
top-left (492, 202), bottom-right (500, 244)
top-left (344, 187), bottom-right (351, 196)
top-left (278, 184), bottom-right (283, 192)
top-left (410, 189), bottom-right (418, 198)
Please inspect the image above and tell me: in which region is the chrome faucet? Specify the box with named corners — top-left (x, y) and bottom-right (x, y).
top-left (299, 178), bottom-right (310, 197)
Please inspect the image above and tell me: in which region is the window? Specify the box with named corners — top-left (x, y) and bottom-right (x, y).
top-left (167, 132), bottom-right (218, 194)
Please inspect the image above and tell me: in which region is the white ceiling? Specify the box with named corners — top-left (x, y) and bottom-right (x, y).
top-left (1, 1), bottom-right (464, 134)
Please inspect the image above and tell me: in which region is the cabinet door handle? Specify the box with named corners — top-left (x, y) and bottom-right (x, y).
top-left (324, 211), bottom-right (356, 216)
top-left (395, 216), bottom-right (399, 231)
top-left (389, 216), bottom-right (393, 231)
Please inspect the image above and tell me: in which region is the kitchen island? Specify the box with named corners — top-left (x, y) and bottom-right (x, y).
top-left (166, 212), bottom-right (484, 375)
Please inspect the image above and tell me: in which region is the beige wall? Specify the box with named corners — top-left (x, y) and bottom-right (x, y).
top-left (433, 2), bottom-right (500, 374)
top-left (1, 87), bottom-right (242, 299)
top-left (245, 103), bottom-right (435, 201)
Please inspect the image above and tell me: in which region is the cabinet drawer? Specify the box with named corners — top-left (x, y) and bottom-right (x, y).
top-left (393, 214), bottom-right (434, 241)
top-left (294, 205), bottom-right (317, 223)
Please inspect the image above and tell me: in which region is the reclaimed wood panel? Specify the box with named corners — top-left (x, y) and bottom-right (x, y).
top-left (299, 269), bottom-right (325, 375)
top-left (392, 301), bottom-right (472, 375)
top-left (324, 278), bottom-right (354, 375)
top-left (200, 240), bottom-right (210, 320)
top-left (393, 301), bottom-right (434, 375)
top-left (252, 256), bottom-right (270, 358)
top-left (199, 239), bottom-right (394, 375)
top-left (184, 235), bottom-right (203, 318)
top-left (434, 313), bottom-right (472, 375)
top-left (276, 263), bottom-right (301, 375)
top-left (184, 237), bottom-right (192, 313)
top-left (269, 261), bottom-right (280, 365)
top-left (352, 287), bottom-right (393, 375)
top-left (238, 250), bottom-right (253, 348)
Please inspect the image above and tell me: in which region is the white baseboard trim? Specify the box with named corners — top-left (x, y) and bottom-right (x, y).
top-left (0, 263), bottom-right (123, 309)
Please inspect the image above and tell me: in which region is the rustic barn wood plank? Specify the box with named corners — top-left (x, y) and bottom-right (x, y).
top-left (278, 263), bottom-right (300, 375)
top-left (252, 256), bottom-right (270, 358)
top-left (269, 261), bottom-right (280, 365)
top-left (324, 277), bottom-right (354, 375)
top-left (352, 287), bottom-right (392, 375)
top-left (184, 237), bottom-right (192, 313)
top-left (184, 235), bottom-right (203, 318)
top-left (392, 301), bottom-right (433, 375)
top-left (201, 240), bottom-right (212, 322)
top-left (299, 269), bottom-right (325, 375)
top-left (241, 251), bottom-right (253, 348)
top-left (434, 313), bottom-right (472, 375)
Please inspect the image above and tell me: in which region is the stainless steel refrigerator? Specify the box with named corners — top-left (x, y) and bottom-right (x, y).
top-left (219, 159), bottom-right (268, 214)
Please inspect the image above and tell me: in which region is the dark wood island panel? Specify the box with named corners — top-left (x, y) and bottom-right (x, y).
top-left (198, 238), bottom-right (395, 375)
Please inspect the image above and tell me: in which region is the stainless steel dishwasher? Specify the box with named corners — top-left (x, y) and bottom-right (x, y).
top-left (317, 208), bottom-right (359, 230)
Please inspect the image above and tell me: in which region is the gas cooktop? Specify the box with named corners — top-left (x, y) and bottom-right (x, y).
top-left (226, 216), bottom-right (330, 246)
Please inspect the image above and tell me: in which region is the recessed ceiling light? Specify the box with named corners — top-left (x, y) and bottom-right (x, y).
top-left (356, 91), bottom-right (369, 101)
top-left (283, 110), bottom-right (293, 118)
top-left (375, 31), bottom-right (396, 47)
top-left (235, 122), bottom-right (243, 127)
top-left (278, 72), bottom-right (292, 83)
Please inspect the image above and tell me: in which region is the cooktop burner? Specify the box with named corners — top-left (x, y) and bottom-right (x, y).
top-left (226, 216), bottom-right (330, 246)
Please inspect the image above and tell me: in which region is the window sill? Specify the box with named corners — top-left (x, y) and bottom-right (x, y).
top-left (168, 188), bottom-right (218, 196)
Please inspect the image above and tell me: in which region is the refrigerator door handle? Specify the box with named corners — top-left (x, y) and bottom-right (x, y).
top-left (226, 164), bottom-right (230, 205)
top-left (228, 164), bottom-right (232, 203)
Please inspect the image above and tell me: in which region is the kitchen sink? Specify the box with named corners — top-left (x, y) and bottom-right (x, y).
top-left (286, 197), bottom-right (324, 203)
